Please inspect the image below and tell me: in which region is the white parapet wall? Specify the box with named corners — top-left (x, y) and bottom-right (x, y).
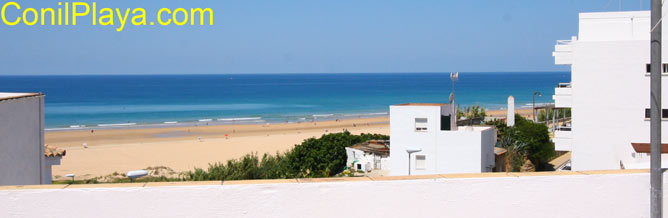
top-left (0, 170), bottom-right (665, 218)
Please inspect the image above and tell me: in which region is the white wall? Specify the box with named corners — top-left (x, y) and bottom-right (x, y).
top-left (0, 171), bottom-right (664, 218)
top-left (0, 96), bottom-right (45, 185)
top-left (559, 9), bottom-right (668, 171)
top-left (390, 105), bottom-right (495, 175)
top-left (390, 105), bottom-right (441, 176)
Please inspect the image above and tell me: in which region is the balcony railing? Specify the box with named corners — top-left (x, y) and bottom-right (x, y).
top-left (556, 40), bottom-right (573, 45)
top-left (556, 83), bottom-right (572, 88)
top-left (556, 126), bottom-right (571, 131)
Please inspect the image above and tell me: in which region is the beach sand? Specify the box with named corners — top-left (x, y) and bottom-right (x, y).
top-left (49, 117), bottom-right (389, 180)
top-left (48, 109), bottom-right (534, 180)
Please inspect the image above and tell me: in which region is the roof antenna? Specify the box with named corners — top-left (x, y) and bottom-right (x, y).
top-left (449, 72), bottom-right (459, 104)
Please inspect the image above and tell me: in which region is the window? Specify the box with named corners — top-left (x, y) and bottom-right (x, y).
top-left (415, 155), bottom-right (426, 170)
top-left (415, 118), bottom-right (428, 131)
top-left (644, 108), bottom-right (668, 119)
top-left (441, 115), bottom-right (451, 131)
top-left (645, 63), bottom-right (668, 73)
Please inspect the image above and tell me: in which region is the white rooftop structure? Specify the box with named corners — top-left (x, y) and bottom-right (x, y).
top-left (552, 7), bottom-right (668, 170)
top-left (389, 103), bottom-right (496, 175)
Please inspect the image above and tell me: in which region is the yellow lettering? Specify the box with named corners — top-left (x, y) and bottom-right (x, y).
top-left (190, 8), bottom-right (213, 25)
top-left (172, 8), bottom-right (187, 26)
top-left (98, 8), bottom-right (113, 25)
top-left (131, 8), bottom-right (146, 26)
top-left (157, 8), bottom-right (171, 25)
top-left (115, 8), bottom-right (130, 32)
top-left (92, 2), bottom-right (96, 25)
top-left (72, 2), bottom-right (89, 25)
top-left (1, 2), bottom-right (20, 26)
top-left (41, 8), bottom-right (55, 25)
top-left (22, 8), bottom-right (37, 26)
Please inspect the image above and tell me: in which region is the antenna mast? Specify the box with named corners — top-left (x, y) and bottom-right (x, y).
top-left (449, 72), bottom-right (459, 104)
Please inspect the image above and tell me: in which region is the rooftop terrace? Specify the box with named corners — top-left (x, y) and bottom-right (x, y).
top-left (0, 169), bottom-right (663, 218)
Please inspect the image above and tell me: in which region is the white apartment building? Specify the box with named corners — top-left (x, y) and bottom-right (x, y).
top-left (389, 103), bottom-right (496, 176)
top-left (553, 8), bottom-right (668, 170)
top-left (0, 92), bottom-right (63, 185)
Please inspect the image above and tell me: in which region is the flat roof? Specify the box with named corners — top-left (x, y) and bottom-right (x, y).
top-left (0, 92), bottom-right (41, 101)
top-left (394, 103), bottom-right (448, 106)
top-left (580, 10), bottom-right (648, 19)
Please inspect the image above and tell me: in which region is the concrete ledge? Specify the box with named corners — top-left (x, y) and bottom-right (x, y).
top-left (0, 169), bottom-right (657, 190)
top-left (224, 179), bottom-right (297, 185)
top-left (369, 174), bottom-right (445, 181)
top-left (145, 181), bottom-right (222, 187)
top-left (440, 172), bottom-right (516, 178)
top-left (579, 169), bottom-right (649, 175)
top-left (0, 184), bottom-right (68, 190)
top-left (297, 177), bottom-right (372, 183)
top-left (66, 183), bottom-right (146, 189)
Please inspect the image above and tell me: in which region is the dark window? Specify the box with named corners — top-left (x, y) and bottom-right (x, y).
top-left (644, 108), bottom-right (668, 118)
top-left (441, 115), bottom-right (451, 131)
top-left (645, 64), bottom-right (668, 73)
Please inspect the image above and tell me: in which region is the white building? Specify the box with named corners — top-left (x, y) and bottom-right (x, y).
top-left (552, 8), bottom-right (668, 170)
top-left (389, 103), bottom-right (496, 176)
top-left (345, 140), bottom-right (390, 172)
top-left (0, 92), bottom-right (64, 185)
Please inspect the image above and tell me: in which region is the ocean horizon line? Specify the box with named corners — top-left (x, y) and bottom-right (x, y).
top-left (3, 72), bottom-right (569, 129)
top-left (0, 71), bottom-right (570, 76)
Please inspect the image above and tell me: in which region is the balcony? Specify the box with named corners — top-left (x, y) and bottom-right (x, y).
top-left (552, 83), bottom-right (572, 108)
top-left (554, 126), bottom-right (572, 151)
top-left (552, 36), bottom-right (576, 65)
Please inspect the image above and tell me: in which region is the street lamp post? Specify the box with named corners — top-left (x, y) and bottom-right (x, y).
top-left (406, 148), bottom-right (422, 176)
top-left (533, 91), bottom-right (542, 123)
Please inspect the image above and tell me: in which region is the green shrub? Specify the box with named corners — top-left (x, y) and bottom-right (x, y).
top-left (183, 131), bottom-right (388, 181)
top-left (491, 114), bottom-right (555, 171)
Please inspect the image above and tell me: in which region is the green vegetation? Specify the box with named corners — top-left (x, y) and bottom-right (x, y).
top-left (457, 105), bottom-right (487, 119)
top-left (488, 114), bottom-right (555, 171)
top-left (185, 131), bottom-right (388, 181)
top-left (54, 132), bottom-right (388, 184)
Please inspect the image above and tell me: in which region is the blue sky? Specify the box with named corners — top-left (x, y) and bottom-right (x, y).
top-left (0, 0), bottom-right (650, 75)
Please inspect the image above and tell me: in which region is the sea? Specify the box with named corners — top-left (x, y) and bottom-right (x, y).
top-left (0, 72), bottom-right (570, 129)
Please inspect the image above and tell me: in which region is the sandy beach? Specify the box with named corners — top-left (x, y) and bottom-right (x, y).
top-left (48, 109), bottom-right (533, 180)
top-left (49, 117), bottom-right (389, 180)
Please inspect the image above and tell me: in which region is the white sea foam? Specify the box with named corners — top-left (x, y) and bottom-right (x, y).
top-left (163, 121), bottom-right (178, 124)
top-left (46, 127), bottom-right (77, 131)
top-left (312, 114), bottom-right (334, 117)
top-left (98, 123), bottom-right (137, 127)
top-left (198, 119), bottom-right (213, 122)
top-left (217, 117), bottom-right (262, 121)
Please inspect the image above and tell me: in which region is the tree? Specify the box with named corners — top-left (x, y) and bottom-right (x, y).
top-left (490, 115), bottom-right (555, 171)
